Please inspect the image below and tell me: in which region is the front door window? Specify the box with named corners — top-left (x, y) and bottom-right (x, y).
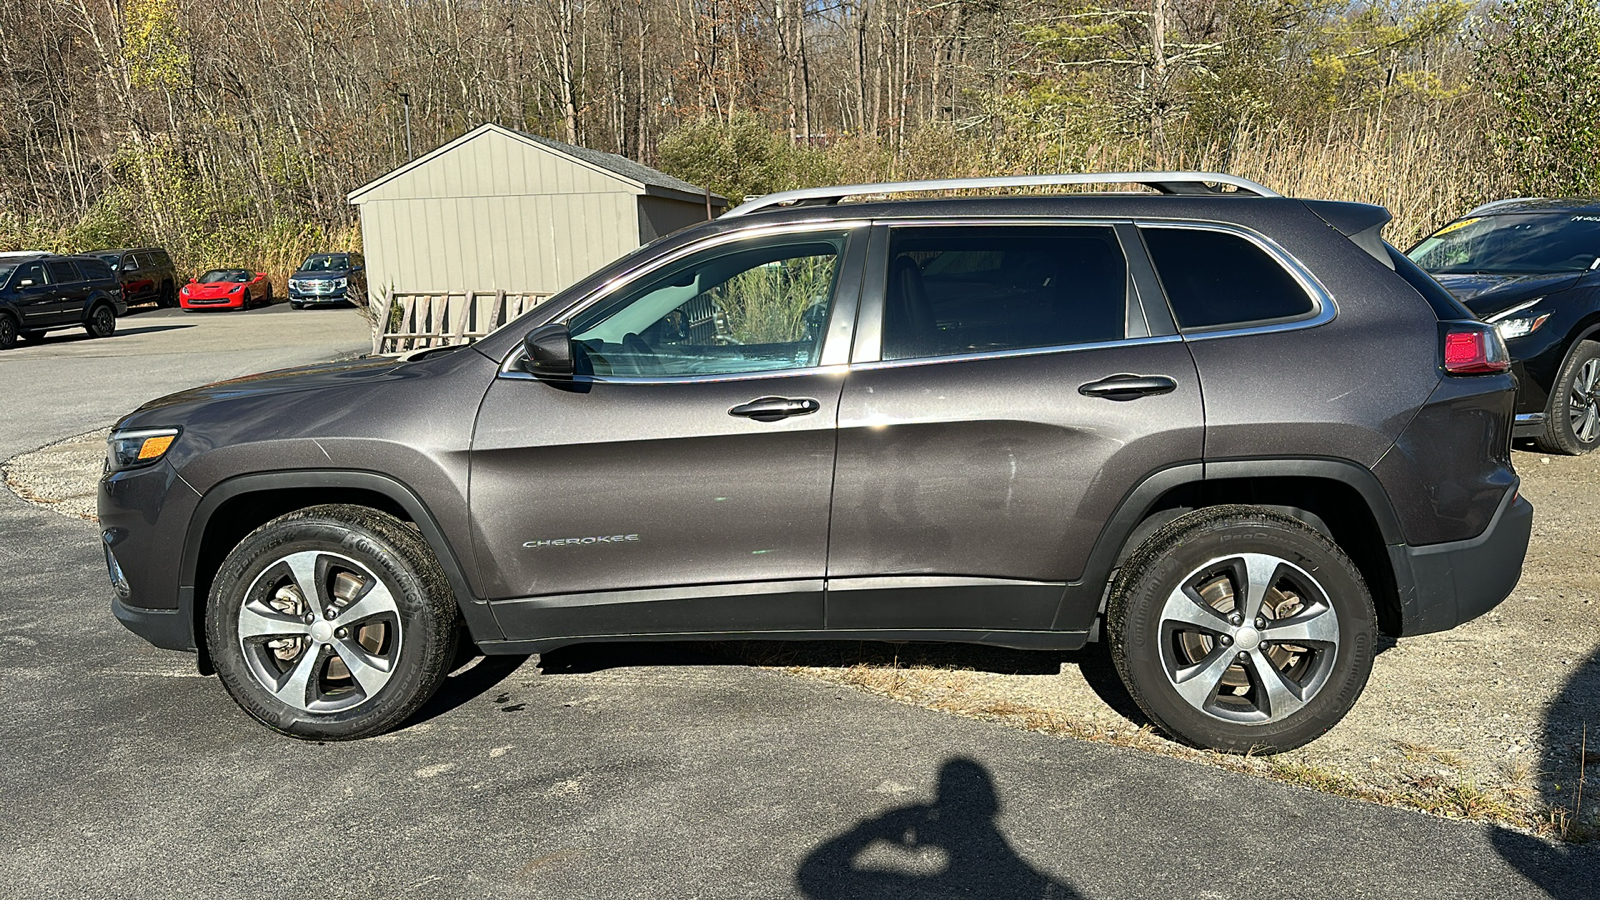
top-left (567, 233), bottom-right (849, 378)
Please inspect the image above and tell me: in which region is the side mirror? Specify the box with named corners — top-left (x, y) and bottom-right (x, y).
top-left (17, 278), bottom-right (35, 288)
top-left (523, 322), bottom-right (574, 377)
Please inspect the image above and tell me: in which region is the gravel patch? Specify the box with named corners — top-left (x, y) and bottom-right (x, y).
top-left (2, 429), bottom-right (109, 521)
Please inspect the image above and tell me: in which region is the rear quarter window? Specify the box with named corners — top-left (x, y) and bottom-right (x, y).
top-left (1141, 227), bottom-right (1315, 330)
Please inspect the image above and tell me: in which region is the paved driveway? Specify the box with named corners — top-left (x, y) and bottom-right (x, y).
top-left (0, 302), bottom-right (1592, 899)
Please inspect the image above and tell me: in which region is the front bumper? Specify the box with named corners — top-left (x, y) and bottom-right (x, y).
top-left (1389, 485), bottom-right (1533, 636)
top-left (181, 295), bottom-right (245, 309)
top-left (99, 459), bottom-right (203, 651)
top-left (289, 283), bottom-right (350, 304)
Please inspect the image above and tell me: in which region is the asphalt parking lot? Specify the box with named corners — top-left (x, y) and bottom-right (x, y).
top-left (0, 302), bottom-right (1595, 898)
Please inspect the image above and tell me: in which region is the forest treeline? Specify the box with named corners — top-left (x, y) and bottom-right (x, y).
top-left (2, 0), bottom-right (1598, 276)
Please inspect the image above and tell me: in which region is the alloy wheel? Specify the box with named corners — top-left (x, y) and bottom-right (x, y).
top-left (1569, 358), bottom-right (1600, 444)
top-left (236, 550), bottom-right (404, 713)
top-left (1157, 553), bottom-right (1341, 724)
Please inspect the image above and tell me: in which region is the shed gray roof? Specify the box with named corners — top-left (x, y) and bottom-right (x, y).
top-left (347, 122), bottom-right (725, 206)
top-left (517, 131), bottom-right (724, 203)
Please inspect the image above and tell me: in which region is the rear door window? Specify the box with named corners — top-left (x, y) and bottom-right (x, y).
top-left (78, 258), bottom-right (114, 281)
top-left (45, 260), bottom-right (79, 284)
top-left (879, 225), bottom-right (1128, 361)
top-left (1141, 227), bottom-right (1314, 330)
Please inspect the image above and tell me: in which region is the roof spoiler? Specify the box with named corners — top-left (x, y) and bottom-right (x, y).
top-left (1302, 200), bottom-right (1394, 269)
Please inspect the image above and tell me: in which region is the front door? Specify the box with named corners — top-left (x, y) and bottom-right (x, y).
top-left (12, 262), bottom-right (57, 326)
top-left (826, 222), bottom-right (1206, 634)
top-left (471, 225), bottom-right (865, 641)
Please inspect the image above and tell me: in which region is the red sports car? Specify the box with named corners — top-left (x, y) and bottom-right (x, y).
top-left (179, 269), bottom-right (273, 310)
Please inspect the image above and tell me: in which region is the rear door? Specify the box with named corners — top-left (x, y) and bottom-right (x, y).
top-left (825, 221), bottom-right (1205, 635)
top-left (43, 259), bottom-right (87, 323)
top-left (471, 224), bottom-right (865, 640)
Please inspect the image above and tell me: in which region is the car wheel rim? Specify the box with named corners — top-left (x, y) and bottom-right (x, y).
top-left (94, 309), bottom-right (111, 333)
top-left (236, 550), bottom-right (404, 714)
top-left (1569, 359), bottom-right (1600, 444)
top-left (1157, 553), bottom-right (1341, 724)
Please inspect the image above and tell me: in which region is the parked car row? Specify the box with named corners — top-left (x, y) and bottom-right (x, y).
top-left (0, 248), bottom-right (366, 349)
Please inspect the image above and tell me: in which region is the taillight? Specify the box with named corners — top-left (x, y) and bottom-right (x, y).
top-left (1441, 323), bottom-right (1510, 375)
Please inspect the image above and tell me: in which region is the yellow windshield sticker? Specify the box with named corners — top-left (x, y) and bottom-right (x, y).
top-left (1434, 217), bottom-right (1482, 237)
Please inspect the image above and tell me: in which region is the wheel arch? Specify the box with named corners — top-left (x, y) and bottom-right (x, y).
top-left (182, 470), bottom-right (496, 673)
top-left (1065, 459), bottom-right (1407, 637)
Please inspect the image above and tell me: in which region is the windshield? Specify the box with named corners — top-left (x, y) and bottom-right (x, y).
top-left (93, 253), bottom-right (122, 270)
top-left (199, 269), bottom-right (251, 283)
top-left (300, 254), bottom-right (347, 272)
top-left (1408, 213), bottom-right (1600, 274)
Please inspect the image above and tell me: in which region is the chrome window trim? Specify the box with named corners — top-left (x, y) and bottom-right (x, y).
top-left (1133, 219), bottom-right (1337, 340)
top-left (497, 363), bottom-right (852, 385)
top-left (850, 334), bottom-right (1184, 372)
top-left (497, 219), bottom-right (870, 383)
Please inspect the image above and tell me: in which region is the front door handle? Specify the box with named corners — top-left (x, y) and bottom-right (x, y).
top-left (1078, 374), bottom-right (1178, 401)
top-left (729, 396), bottom-right (821, 422)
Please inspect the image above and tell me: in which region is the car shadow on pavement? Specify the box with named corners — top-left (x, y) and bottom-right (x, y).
top-left (1490, 644), bottom-right (1600, 899)
top-left (795, 757), bottom-right (1085, 899)
top-left (402, 652), bottom-right (532, 728)
top-left (534, 639), bottom-right (1153, 726)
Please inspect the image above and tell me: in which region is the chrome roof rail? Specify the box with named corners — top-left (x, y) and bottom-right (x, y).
top-left (723, 171), bottom-right (1280, 217)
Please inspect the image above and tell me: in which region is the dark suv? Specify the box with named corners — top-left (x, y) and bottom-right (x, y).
top-left (91, 247), bottom-right (178, 307)
top-left (288, 252), bottom-right (365, 308)
top-left (0, 252), bottom-right (125, 349)
top-left (100, 174), bottom-right (1532, 752)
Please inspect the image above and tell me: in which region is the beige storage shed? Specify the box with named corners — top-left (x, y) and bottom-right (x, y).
top-left (347, 123), bottom-right (726, 303)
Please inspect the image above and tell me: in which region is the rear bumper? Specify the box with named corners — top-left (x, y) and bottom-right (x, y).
top-left (1389, 486), bottom-right (1533, 636)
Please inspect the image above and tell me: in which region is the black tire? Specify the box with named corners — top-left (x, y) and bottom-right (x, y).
top-left (264, 282), bottom-right (274, 305)
top-left (0, 314), bottom-right (16, 350)
top-left (1534, 339), bottom-right (1600, 455)
top-left (1107, 505), bottom-right (1376, 754)
top-left (158, 280), bottom-right (177, 307)
top-left (290, 301), bottom-right (303, 310)
top-left (204, 504), bottom-right (462, 740)
top-left (84, 303), bottom-right (116, 338)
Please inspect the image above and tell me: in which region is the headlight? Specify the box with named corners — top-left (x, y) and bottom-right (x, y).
top-left (1495, 314), bottom-right (1550, 340)
top-left (1484, 297), bottom-right (1549, 341)
top-left (107, 428), bottom-right (180, 472)
top-left (230, 284), bottom-right (243, 293)
top-left (334, 277), bottom-right (348, 289)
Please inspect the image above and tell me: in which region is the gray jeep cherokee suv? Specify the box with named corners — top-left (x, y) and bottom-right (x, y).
top-left (100, 173), bottom-right (1532, 751)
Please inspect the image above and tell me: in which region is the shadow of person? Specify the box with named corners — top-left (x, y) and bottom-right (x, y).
top-left (796, 758), bottom-right (1083, 899)
top-left (1490, 645), bottom-right (1600, 898)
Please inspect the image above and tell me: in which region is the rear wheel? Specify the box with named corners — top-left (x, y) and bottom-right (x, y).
top-left (263, 282), bottom-right (274, 306)
top-left (1108, 506), bottom-right (1375, 754)
top-left (84, 303), bottom-right (116, 338)
top-left (205, 505), bottom-right (461, 740)
top-left (158, 280), bottom-right (177, 307)
top-left (1536, 340), bottom-right (1600, 455)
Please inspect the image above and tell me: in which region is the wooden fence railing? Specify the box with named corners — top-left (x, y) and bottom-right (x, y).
top-left (373, 289), bottom-right (553, 355)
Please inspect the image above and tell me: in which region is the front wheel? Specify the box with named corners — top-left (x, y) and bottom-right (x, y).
top-left (205, 505), bottom-right (462, 740)
top-left (0, 315), bottom-right (16, 350)
top-left (1107, 506), bottom-right (1375, 754)
top-left (84, 303), bottom-right (116, 338)
top-left (1536, 340), bottom-right (1600, 455)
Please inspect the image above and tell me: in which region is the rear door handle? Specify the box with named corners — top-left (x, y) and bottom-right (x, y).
top-left (1078, 374), bottom-right (1178, 401)
top-left (729, 396), bottom-right (821, 422)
